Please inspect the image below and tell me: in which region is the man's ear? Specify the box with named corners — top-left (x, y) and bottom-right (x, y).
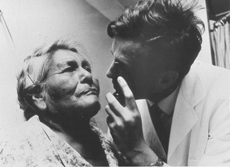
top-left (159, 71), bottom-right (179, 89)
top-left (32, 94), bottom-right (47, 111)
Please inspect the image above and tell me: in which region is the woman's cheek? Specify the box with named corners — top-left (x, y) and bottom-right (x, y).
top-left (48, 77), bottom-right (78, 98)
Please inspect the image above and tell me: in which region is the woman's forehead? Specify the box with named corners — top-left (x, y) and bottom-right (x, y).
top-left (51, 49), bottom-right (89, 65)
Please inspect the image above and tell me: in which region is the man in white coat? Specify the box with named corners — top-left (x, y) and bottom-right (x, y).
top-left (105, 0), bottom-right (230, 166)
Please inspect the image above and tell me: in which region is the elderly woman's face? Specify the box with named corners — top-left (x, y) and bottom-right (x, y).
top-left (45, 49), bottom-right (100, 117)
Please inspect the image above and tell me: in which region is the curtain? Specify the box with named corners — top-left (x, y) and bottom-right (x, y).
top-left (210, 22), bottom-right (230, 69)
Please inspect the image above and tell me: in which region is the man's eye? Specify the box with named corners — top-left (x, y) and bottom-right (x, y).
top-left (114, 62), bottom-right (125, 71)
top-left (114, 62), bottom-right (128, 75)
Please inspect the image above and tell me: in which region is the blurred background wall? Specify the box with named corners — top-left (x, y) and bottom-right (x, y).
top-left (0, 0), bottom-right (211, 132)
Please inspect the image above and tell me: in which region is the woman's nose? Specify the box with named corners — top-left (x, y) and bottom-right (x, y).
top-left (79, 67), bottom-right (93, 83)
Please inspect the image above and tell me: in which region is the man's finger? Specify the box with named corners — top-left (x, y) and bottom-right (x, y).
top-left (105, 106), bottom-right (123, 133)
top-left (105, 104), bottom-right (117, 121)
top-left (117, 76), bottom-right (137, 110)
top-left (105, 92), bottom-right (123, 116)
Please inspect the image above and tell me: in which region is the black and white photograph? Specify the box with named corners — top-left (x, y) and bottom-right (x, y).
top-left (0, 0), bottom-right (229, 166)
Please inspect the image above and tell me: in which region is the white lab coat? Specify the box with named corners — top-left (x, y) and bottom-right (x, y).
top-left (136, 61), bottom-right (230, 166)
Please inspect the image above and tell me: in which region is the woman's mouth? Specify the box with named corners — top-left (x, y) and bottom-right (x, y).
top-left (80, 88), bottom-right (98, 96)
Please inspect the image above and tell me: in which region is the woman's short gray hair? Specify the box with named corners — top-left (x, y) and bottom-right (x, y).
top-left (17, 39), bottom-right (89, 120)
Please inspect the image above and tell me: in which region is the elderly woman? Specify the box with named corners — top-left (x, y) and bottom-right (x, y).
top-left (0, 40), bottom-right (123, 166)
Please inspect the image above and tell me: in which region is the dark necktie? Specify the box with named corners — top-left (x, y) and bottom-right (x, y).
top-left (150, 104), bottom-right (173, 155)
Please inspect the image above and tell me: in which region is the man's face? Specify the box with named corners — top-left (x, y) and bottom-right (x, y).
top-left (45, 49), bottom-right (100, 118)
top-left (106, 38), bottom-right (163, 100)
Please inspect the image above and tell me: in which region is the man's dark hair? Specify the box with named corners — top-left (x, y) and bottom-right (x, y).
top-left (107, 0), bottom-right (204, 76)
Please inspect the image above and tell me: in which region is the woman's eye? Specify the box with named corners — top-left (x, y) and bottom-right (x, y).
top-left (84, 65), bottom-right (91, 72)
top-left (62, 66), bottom-right (75, 73)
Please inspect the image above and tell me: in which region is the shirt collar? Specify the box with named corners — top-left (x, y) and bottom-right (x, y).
top-left (147, 85), bottom-right (180, 116)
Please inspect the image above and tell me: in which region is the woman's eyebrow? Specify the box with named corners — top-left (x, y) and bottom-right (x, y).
top-left (57, 59), bottom-right (77, 69)
top-left (82, 59), bottom-right (91, 65)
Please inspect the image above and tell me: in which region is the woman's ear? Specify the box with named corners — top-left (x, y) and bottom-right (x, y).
top-left (32, 94), bottom-right (47, 111)
top-left (159, 71), bottom-right (179, 89)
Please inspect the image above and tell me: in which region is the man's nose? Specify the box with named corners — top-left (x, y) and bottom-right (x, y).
top-left (79, 67), bottom-right (93, 83)
top-left (106, 62), bottom-right (115, 78)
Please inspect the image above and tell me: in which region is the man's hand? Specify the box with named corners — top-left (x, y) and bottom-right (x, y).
top-left (105, 76), bottom-right (159, 165)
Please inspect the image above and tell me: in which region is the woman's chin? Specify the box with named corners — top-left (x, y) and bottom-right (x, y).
top-left (77, 101), bottom-right (101, 119)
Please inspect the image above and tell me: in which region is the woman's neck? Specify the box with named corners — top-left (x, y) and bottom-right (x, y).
top-left (45, 114), bottom-right (94, 143)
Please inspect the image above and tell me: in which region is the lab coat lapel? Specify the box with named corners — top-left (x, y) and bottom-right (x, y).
top-left (136, 96), bottom-right (199, 162)
top-left (167, 65), bottom-right (204, 162)
top-left (167, 91), bottom-right (198, 161)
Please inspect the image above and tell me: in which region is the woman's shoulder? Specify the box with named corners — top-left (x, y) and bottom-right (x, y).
top-left (0, 116), bottom-right (41, 141)
top-left (0, 116), bottom-right (52, 166)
